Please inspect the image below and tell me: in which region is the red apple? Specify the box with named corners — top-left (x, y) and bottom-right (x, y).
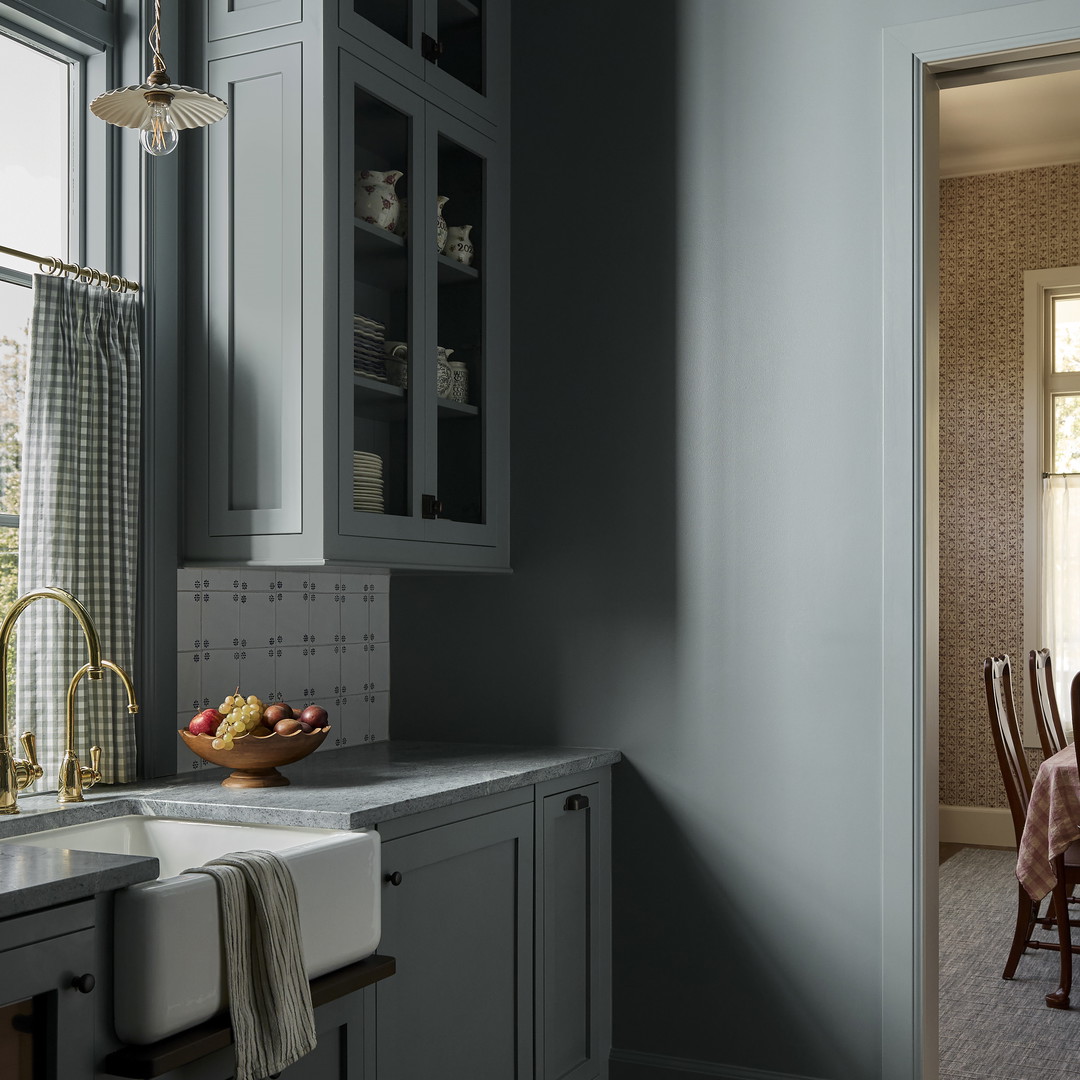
top-left (299, 705), bottom-right (329, 729)
top-left (188, 709), bottom-right (223, 736)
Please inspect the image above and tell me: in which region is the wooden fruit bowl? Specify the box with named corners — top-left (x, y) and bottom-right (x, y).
top-left (178, 726), bottom-right (330, 788)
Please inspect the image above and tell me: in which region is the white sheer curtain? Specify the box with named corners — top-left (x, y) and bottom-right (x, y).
top-left (1043, 474), bottom-right (1080, 738)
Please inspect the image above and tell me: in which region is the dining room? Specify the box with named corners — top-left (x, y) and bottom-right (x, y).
top-left (935, 56), bottom-right (1080, 1080)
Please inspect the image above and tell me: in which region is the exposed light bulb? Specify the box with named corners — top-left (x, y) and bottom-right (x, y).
top-left (140, 99), bottom-right (178, 156)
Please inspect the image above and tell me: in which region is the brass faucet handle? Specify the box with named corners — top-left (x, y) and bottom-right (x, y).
top-left (14, 731), bottom-right (43, 789)
top-left (80, 745), bottom-right (102, 789)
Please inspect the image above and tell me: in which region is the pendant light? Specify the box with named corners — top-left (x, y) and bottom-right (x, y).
top-left (90, 0), bottom-right (228, 156)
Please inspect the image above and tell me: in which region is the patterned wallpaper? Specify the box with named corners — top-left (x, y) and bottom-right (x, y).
top-left (939, 163), bottom-right (1080, 807)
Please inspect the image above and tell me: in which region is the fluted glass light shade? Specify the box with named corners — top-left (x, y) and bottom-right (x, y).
top-left (90, 0), bottom-right (227, 156)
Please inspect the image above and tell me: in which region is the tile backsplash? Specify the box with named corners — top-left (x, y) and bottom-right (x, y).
top-left (176, 568), bottom-right (390, 774)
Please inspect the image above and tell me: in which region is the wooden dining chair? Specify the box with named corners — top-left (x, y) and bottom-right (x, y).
top-left (1030, 648), bottom-right (1069, 758)
top-left (984, 654), bottom-right (1080, 1007)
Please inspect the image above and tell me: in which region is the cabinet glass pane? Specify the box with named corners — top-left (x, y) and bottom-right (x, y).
top-left (436, 0), bottom-right (484, 95)
top-left (436, 134), bottom-right (484, 524)
top-left (352, 0), bottom-right (412, 49)
top-left (352, 87), bottom-right (413, 520)
top-left (0, 997), bottom-right (39, 1078)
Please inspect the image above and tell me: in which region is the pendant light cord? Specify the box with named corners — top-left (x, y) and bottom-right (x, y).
top-left (148, 0), bottom-right (166, 78)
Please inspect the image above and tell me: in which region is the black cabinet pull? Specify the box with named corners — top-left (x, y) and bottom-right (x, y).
top-left (71, 973), bottom-right (96, 994)
top-left (385, 870), bottom-right (403, 886)
top-left (564, 794), bottom-right (589, 812)
top-left (421, 33), bottom-right (445, 62)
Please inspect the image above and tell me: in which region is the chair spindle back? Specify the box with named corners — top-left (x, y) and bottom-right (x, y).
top-left (1030, 648), bottom-right (1068, 758)
top-left (984, 654), bottom-right (1034, 848)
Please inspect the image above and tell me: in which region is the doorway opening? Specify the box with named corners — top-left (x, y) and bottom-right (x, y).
top-left (928, 42), bottom-right (1080, 1080)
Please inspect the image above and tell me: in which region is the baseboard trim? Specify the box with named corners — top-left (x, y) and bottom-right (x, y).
top-left (609, 1048), bottom-right (823, 1080)
top-left (938, 804), bottom-right (1014, 848)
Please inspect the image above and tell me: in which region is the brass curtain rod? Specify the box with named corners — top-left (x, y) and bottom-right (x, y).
top-left (0, 243), bottom-right (140, 294)
top-left (1043, 472), bottom-right (1080, 478)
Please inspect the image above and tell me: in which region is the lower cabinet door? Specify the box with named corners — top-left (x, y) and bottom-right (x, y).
top-left (375, 802), bottom-right (535, 1080)
top-left (537, 779), bottom-right (609, 1080)
top-left (0, 927), bottom-right (96, 1080)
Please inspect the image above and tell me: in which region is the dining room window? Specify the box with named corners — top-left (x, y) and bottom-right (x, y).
top-left (1045, 291), bottom-right (1080, 471)
top-left (1031, 269), bottom-right (1080, 743)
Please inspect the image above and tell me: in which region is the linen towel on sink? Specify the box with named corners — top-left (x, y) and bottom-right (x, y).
top-left (183, 849), bottom-right (316, 1080)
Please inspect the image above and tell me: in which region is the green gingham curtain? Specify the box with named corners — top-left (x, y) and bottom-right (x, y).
top-left (17, 274), bottom-right (141, 786)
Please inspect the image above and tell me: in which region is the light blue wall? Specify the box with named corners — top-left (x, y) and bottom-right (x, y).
top-left (392, 2), bottom-right (1047, 1076)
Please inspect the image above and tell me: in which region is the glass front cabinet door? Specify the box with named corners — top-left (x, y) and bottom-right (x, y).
top-left (340, 53), bottom-right (508, 567)
top-left (340, 0), bottom-right (507, 126)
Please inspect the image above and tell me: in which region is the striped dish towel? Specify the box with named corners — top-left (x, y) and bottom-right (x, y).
top-left (184, 850), bottom-right (316, 1080)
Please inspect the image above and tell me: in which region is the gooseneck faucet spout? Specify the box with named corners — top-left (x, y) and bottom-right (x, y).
top-left (0, 587), bottom-right (105, 814)
top-left (60, 659), bottom-right (139, 803)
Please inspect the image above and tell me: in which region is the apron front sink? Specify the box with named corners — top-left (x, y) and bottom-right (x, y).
top-left (0, 814), bottom-right (381, 1044)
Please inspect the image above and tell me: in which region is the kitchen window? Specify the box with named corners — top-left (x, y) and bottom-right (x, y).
top-left (0, 24), bottom-right (80, 696)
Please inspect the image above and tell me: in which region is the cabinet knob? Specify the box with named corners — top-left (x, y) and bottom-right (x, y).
top-left (71, 973), bottom-right (96, 994)
top-left (385, 870), bottom-right (403, 886)
top-left (564, 794), bottom-right (590, 812)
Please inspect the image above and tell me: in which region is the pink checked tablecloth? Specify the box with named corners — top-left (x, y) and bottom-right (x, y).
top-left (1017, 744), bottom-right (1080, 901)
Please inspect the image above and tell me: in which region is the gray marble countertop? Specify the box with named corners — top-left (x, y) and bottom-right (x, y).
top-left (0, 844), bottom-right (158, 919)
top-left (0, 742), bottom-right (622, 838)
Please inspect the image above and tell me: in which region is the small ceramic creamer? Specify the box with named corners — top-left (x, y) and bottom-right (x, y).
top-left (445, 224), bottom-right (474, 266)
top-left (355, 169), bottom-right (403, 232)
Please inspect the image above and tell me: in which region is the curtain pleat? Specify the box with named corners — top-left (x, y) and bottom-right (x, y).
top-left (16, 275), bottom-right (141, 786)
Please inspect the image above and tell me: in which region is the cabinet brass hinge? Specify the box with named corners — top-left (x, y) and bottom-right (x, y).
top-left (421, 33), bottom-right (445, 62)
top-left (422, 494), bottom-right (444, 519)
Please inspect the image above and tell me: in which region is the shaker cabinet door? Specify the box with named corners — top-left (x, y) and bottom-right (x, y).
top-left (375, 802), bottom-right (534, 1080)
top-left (200, 43), bottom-right (305, 539)
top-left (537, 776), bottom-right (612, 1080)
top-left (0, 928), bottom-right (96, 1080)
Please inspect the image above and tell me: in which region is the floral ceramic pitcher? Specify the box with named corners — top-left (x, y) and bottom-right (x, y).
top-left (355, 169), bottom-right (403, 232)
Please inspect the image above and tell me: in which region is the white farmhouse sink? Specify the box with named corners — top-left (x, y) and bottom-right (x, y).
top-left (0, 815), bottom-right (380, 1044)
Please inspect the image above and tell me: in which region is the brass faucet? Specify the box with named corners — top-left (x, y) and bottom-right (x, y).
top-left (60, 659), bottom-right (139, 803)
top-left (0, 587), bottom-right (104, 814)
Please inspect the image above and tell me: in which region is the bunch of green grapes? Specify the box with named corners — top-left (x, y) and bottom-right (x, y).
top-left (210, 691), bottom-right (265, 751)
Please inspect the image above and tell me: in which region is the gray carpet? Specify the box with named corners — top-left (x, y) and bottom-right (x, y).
top-left (940, 847), bottom-right (1080, 1078)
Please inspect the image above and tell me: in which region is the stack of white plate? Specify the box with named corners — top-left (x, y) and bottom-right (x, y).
top-left (354, 451), bottom-right (384, 513)
top-left (354, 315), bottom-right (387, 381)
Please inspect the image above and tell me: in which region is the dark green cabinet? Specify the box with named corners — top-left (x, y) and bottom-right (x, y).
top-left (186, 1), bottom-right (509, 571)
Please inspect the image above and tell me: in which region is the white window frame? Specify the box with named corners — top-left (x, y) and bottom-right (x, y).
top-left (1024, 264), bottom-right (1080, 746)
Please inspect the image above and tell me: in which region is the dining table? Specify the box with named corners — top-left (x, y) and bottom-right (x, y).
top-left (1017, 743), bottom-right (1080, 901)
